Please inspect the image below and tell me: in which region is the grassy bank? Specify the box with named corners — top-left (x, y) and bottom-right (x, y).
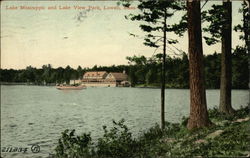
top-left (53, 106), bottom-right (249, 158)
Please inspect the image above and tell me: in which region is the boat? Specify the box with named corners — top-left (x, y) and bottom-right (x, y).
top-left (56, 85), bottom-right (86, 90)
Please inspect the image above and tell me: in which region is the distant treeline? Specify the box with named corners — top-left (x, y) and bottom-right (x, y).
top-left (0, 46), bottom-right (248, 89)
top-left (125, 46), bottom-right (248, 89)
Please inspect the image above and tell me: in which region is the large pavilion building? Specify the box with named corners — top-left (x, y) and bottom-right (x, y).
top-left (81, 71), bottom-right (130, 87)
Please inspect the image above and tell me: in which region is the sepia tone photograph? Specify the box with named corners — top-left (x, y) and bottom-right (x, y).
top-left (0, 0), bottom-right (249, 157)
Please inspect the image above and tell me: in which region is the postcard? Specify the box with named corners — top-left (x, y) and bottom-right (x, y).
top-left (1, 0), bottom-right (249, 158)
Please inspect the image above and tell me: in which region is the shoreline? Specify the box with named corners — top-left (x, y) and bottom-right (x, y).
top-left (0, 82), bottom-right (249, 90)
top-left (0, 82), bottom-right (56, 86)
top-left (134, 84), bottom-right (249, 90)
top-left (53, 106), bottom-right (250, 158)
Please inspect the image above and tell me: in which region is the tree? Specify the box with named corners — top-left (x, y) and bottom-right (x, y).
top-left (42, 64), bottom-right (52, 84)
top-left (128, 66), bottom-right (137, 86)
top-left (219, 0), bottom-right (235, 114)
top-left (0, 51), bottom-right (248, 89)
top-left (64, 65), bottom-right (72, 84)
top-left (232, 46), bottom-right (249, 89)
top-left (204, 52), bottom-right (221, 89)
top-left (203, 0), bottom-right (237, 114)
top-left (186, 0), bottom-right (211, 130)
top-left (125, 0), bottom-right (184, 129)
top-left (25, 66), bottom-right (36, 83)
top-left (234, 0), bottom-right (249, 90)
top-left (234, 1), bottom-right (250, 48)
top-left (126, 55), bottom-right (148, 84)
top-left (55, 67), bottom-right (64, 84)
top-left (175, 53), bottom-right (189, 88)
top-left (77, 66), bottom-right (84, 79)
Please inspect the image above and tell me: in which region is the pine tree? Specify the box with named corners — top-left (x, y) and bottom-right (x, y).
top-left (186, 0), bottom-right (211, 129)
top-left (203, 0), bottom-right (236, 114)
top-left (125, 0), bottom-right (185, 129)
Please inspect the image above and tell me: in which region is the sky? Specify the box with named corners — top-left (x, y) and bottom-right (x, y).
top-left (0, 0), bottom-right (244, 69)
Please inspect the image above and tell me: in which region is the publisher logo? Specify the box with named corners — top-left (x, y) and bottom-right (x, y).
top-left (31, 144), bottom-right (40, 153)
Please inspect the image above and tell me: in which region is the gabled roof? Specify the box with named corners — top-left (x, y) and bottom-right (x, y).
top-left (83, 71), bottom-right (107, 77)
top-left (109, 72), bottom-right (128, 81)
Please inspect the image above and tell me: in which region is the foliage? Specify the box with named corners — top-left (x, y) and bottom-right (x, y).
top-left (126, 48), bottom-right (248, 89)
top-left (170, 113), bottom-right (250, 157)
top-left (204, 52), bottom-right (221, 89)
top-left (203, 1), bottom-right (247, 47)
top-left (208, 105), bottom-right (250, 122)
top-left (53, 106), bottom-right (250, 158)
top-left (234, 1), bottom-right (249, 44)
top-left (202, 4), bottom-right (224, 45)
top-left (170, 122), bottom-right (249, 157)
top-left (96, 119), bottom-right (137, 158)
top-left (0, 64), bottom-right (127, 85)
top-left (0, 48), bottom-right (248, 89)
top-left (231, 46), bottom-right (249, 89)
top-left (55, 129), bottom-right (93, 158)
top-left (54, 119), bottom-right (138, 158)
top-left (125, 0), bottom-right (185, 48)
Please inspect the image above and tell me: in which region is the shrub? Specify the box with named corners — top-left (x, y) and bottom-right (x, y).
top-left (54, 106), bottom-right (249, 158)
top-left (96, 119), bottom-right (137, 158)
top-left (208, 105), bottom-right (249, 121)
top-left (55, 129), bottom-right (93, 158)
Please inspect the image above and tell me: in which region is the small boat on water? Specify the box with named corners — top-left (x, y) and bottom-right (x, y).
top-left (56, 85), bottom-right (86, 90)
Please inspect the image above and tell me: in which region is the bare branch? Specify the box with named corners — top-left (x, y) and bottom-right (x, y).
top-left (154, 37), bottom-right (164, 44)
top-left (166, 45), bottom-right (182, 56)
top-left (201, 0), bottom-right (209, 10)
top-left (170, 44), bottom-right (185, 54)
top-left (151, 45), bottom-right (162, 57)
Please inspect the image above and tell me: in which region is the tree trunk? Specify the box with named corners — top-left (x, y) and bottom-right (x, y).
top-left (161, 8), bottom-right (167, 129)
top-left (187, 0), bottom-right (211, 130)
top-left (219, 0), bottom-right (235, 114)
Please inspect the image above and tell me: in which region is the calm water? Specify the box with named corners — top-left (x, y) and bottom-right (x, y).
top-left (1, 85), bottom-right (249, 158)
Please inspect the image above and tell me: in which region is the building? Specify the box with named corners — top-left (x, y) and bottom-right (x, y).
top-left (69, 79), bottom-right (82, 85)
top-left (82, 71), bottom-right (108, 82)
top-left (105, 72), bottom-right (128, 84)
top-left (81, 71), bottom-right (130, 87)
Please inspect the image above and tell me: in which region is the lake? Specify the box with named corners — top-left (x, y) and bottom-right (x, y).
top-left (1, 85), bottom-right (249, 158)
